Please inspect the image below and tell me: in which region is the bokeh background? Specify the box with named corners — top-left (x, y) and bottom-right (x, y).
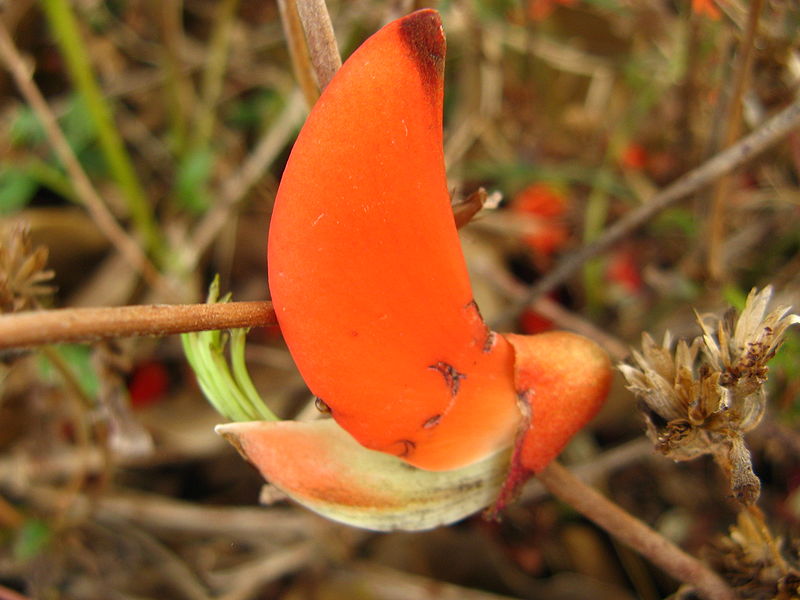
top-left (1, 1), bottom-right (799, 598)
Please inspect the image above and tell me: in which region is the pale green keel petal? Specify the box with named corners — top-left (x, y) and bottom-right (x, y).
top-left (216, 419), bottom-right (510, 532)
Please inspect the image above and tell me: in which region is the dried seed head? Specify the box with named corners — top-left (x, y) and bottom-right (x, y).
top-left (619, 287), bottom-right (799, 505)
top-left (707, 510), bottom-right (800, 597)
top-left (0, 223), bottom-right (56, 313)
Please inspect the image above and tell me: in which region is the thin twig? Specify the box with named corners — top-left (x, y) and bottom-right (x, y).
top-left (95, 493), bottom-right (313, 539)
top-left (0, 21), bottom-right (173, 299)
top-left (507, 95), bottom-right (800, 322)
top-left (0, 301), bottom-right (276, 349)
top-left (537, 461), bottom-right (735, 600)
top-left (295, 0), bottom-right (341, 90)
top-left (4, 477), bottom-right (314, 539)
top-left (534, 294), bottom-right (630, 361)
top-left (473, 251), bottom-right (630, 359)
top-left (278, 0), bottom-right (321, 105)
top-left (707, 0), bottom-right (764, 281)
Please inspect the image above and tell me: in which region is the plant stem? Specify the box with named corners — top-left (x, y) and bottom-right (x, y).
top-left (39, 0), bottom-right (162, 257)
top-left (0, 301), bottom-right (276, 349)
top-left (537, 461), bottom-right (735, 600)
top-left (295, 0), bottom-right (341, 90)
top-left (706, 0), bottom-right (764, 282)
top-left (278, 0), bottom-right (322, 105)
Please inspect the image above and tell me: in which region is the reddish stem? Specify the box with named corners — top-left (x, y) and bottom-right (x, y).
top-left (0, 301), bottom-right (276, 349)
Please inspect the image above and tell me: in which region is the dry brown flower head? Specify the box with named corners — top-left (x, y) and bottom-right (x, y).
top-left (0, 223), bottom-right (56, 313)
top-left (706, 509), bottom-right (800, 599)
top-left (619, 287), bottom-right (799, 505)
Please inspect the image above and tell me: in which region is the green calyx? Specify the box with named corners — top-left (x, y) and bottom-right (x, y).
top-left (181, 276), bottom-right (278, 423)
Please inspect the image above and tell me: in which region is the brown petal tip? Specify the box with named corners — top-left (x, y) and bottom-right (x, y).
top-left (398, 9), bottom-right (445, 99)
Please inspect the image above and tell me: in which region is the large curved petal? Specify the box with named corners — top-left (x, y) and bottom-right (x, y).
top-left (267, 9), bottom-right (520, 471)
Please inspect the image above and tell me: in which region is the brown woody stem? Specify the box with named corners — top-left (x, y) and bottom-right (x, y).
top-left (537, 461), bottom-right (735, 600)
top-left (278, 0), bottom-right (321, 106)
top-left (295, 0), bottom-right (341, 90)
top-left (0, 302), bottom-right (276, 349)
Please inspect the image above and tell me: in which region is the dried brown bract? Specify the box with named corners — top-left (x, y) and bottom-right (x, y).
top-left (619, 287), bottom-right (799, 505)
top-left (706, 509), bottom-right (800, 600)
top-left (0, 223), bottom-right (56, 314)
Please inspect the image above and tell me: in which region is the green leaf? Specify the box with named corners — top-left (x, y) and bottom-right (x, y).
top-left (0, 168), bottom-right (38, 214)
top-left (38, 345), bottom-right (100, 400)
top-left (14, 518), bottom-right (52, 561)
top-left (175, 147), bottom-right (214, 214)
top-left (722, 285), bottom-right (748, 312)
top-left (9, 106), bottom-right (46, 147)
top-left (61, 95), bottom-right (97, 154)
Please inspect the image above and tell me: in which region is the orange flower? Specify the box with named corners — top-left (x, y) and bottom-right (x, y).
top-left (527, 0), bottom-right (578, 21)
top-left (692, 0), bottom-right (720, 20)
top-left (512, 183), bottom-right (571, 257)
top-left (221, 10), bottom-right (611, 529)
top-left (268, 10), bottom-right (520, 471)
top-left (619, 143), bottom-right (648, 171)
top-left (268, 7), bottom-right (611, 472)
top-left (606, 248), bottom-right (643, 295)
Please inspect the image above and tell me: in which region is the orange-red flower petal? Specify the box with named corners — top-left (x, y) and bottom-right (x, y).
top-left (268, 10), bottom-right (520, 471)
top-left (505, 331), bottom-right (612, 473)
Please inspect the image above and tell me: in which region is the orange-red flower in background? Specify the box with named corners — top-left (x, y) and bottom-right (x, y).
top-left (606, 248), bottom-right (643, 296)
top-left (620, 143), bottom-right (648, 171)
top-left (511, 183), bottom-right (571, 258)
top-left (527, 0), bottom-right (578, 22)
top-left (128, 361), bottom-right (169, 408)
top-left (519, 307), bottom-right (555, 335)
top-left (692, 0), bottom-right (720, 20)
